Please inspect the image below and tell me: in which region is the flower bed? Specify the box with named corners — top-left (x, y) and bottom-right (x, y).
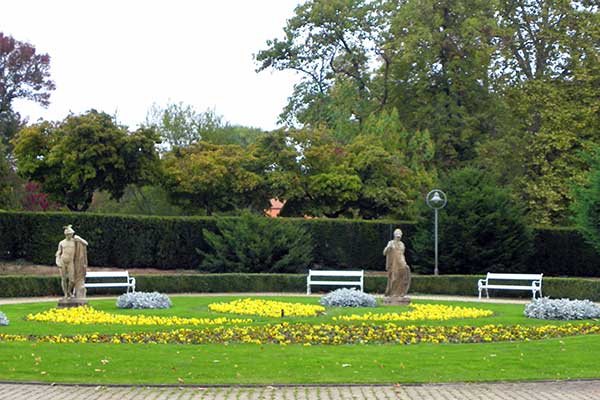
top-left (2, 322), bottom-right (600, 345)
top-left (26, 306), bottom-right (251, 326)
top-left (208, 298), bottom-right (325, 317)
top-left (334, 304), bottom-right (493, 322)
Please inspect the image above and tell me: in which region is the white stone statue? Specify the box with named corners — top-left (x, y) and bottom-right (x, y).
top-left (55, 225), bottom-right (88, 299)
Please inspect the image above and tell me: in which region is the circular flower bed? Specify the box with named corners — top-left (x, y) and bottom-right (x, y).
top-left (208, 298), bottom-right (325, 317)
top-left (26, 306), bottom-right (251, 326)
top-left (334, 304), bottom-right (493, 322)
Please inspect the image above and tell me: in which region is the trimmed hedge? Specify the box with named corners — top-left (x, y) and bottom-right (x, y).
top-left (529, 227), bottom-right (600, 277)
top-left (1, 274), bottom-right (599, 301)
top-left (0, 212), bottom-right (403, 270)
top-left (1, 212), bottom-right (599, 276)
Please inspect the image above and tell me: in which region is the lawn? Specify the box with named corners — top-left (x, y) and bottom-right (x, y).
top-left (0, 295), bottom-right (598, 385)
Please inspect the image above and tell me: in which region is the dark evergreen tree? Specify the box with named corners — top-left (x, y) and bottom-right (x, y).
top-left (410, 167), bottom-right (533, 275)
top-left (573, 149), bottom-right (600, 255)
top-left (199, 212), bottom-right (314, 273)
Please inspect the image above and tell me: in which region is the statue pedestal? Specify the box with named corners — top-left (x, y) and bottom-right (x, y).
top-left (57, 298), bottom-right (88, 308)
top-left (383, 296), bottom-right (411, 306)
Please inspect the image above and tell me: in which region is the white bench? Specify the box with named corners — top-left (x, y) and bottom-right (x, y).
top-left (306, 270), bottom-right (364, 295)
top-left (84, 271), bottom-right (136, 293)
top-left (478, 273), bottom-right (542, 299)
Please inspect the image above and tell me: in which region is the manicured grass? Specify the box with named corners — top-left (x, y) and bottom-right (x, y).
top-left (0, 295), bottom-right (598, 384)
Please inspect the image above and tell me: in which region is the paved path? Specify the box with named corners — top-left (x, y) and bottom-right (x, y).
top-left (0, 380), bottom-right (599, 399)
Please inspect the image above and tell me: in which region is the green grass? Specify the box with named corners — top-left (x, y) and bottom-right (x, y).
top-left (0, 295), bottom-right (598, 384)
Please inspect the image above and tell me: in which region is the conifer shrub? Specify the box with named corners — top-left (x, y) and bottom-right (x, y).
top-left (411, 167), bottom-right (533, 275)
top-left (198, 212), bottom-right (314, 273)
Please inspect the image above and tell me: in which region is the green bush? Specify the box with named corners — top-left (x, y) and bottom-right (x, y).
top-left (199, 213), bottom-right (314, 273)
top-left (411, 168), bottom-right (534, 275)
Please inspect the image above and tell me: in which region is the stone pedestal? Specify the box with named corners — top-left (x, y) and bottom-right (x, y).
top-left (57, 297), bottom-right (88, 308)
top-left (383, 296), bottom-right (411, 306)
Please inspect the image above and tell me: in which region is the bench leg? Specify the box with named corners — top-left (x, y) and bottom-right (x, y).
top-left (478, 289), bottom-right (482, 300)
top-left (307, 286), bottom-right (311, 295)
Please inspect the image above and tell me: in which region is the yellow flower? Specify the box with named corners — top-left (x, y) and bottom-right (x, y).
top-left (26, 306), bottom-right (251, 326)
top-left (334, 304), bottom-right (493, 322)
top-left (208, 298), bottom-right (325, 317)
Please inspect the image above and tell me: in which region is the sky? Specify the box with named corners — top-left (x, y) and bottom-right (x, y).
top-left (2, 0), bottom-right (303, 131)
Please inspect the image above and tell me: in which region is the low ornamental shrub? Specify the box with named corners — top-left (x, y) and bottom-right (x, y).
top-left (116, 292), bottom-right (172, 309)
top-left (319, 288), bottom-right (378, 308)
top-left (524, 297), bottom-right (600, 320)
top-left (199, 212), bottom-right (314, 273)
top-left (0, 311), bottom-right (8, 326)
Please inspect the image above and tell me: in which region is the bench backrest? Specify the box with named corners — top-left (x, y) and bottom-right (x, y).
top-left (486, 273), bottom-right (542, 281)
top-left (308, 270), bottom-right (363, 277)
top-left (86, 271), bottom-right (130, 279)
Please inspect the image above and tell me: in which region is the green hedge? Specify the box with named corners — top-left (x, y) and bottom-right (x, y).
top-left (0, 212), bottom-right (402, 270)
top-left (1, 274), bottom-right (599, 301)
top-left (529, 227), bottom-right (600, 277)
top-left (1, 212), bottom-right (599, 276)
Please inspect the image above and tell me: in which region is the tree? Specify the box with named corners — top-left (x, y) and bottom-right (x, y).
top-left (254, 126), bottom-right (433, 219)
top-left (199, 212), bottom-right (314, 273)
top-left (161, 142), bottom-right (268, 215)
top-left (146, 102), bottom-right (223, 150)
top-left (0, 32), bottom-right (55, 145)
top-left (146, 102), bottom-right (265, 150)
top-left (573, 149), bottom-right (600, 255)
top-left (12, 110), bottom-right (161, 211)
top-left (387, 0), bottom-right (503, 166)
top-left (256, 0), bottom-right (396, 138)
top-left (411, 167), bottom-right (533, 275)
top-left (476, 0), bottom-right (600, 224)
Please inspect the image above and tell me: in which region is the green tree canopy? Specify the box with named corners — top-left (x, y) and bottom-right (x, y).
top-left (161, 142), bottom-right (268, 215)
top-left (12, 110), bottom-right (160, 211)
top-left (146, 102), bottom-right (265, 150)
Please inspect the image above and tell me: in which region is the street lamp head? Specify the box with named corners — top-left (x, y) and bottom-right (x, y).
top-left (426, 189), bottom-right (447, 209)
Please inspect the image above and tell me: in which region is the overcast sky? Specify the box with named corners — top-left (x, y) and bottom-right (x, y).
top-left (2, 0), bottom-right (302, 131)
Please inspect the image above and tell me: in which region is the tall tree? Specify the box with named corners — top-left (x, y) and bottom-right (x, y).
top-left (256, 0), bottom-right (396, 140)
top-left (146, 102), bottom-right (265, 149)
top-left (388, 0), bottom-right (501, 166)
top-left (478, 0), bottom-right (600, 224)
top-left (0, 32), bottom-right (55, 147)
top-left (12, 110), bottom-right (161, 211)
top-left (146, 102), bottom-right (223, 150)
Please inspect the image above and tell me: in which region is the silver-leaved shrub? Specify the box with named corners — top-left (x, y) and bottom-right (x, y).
top-left (320, 288), bottom-right (378, 307)
top-left (0, 311), bottom-right (9, 326)
top-left (116, 292), bottom-right (172, 309)
top-left (524, 297), bottom-right (600, 320)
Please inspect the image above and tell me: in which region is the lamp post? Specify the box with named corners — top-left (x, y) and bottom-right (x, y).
top-left (426, 189), bottom-right (447, 276)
